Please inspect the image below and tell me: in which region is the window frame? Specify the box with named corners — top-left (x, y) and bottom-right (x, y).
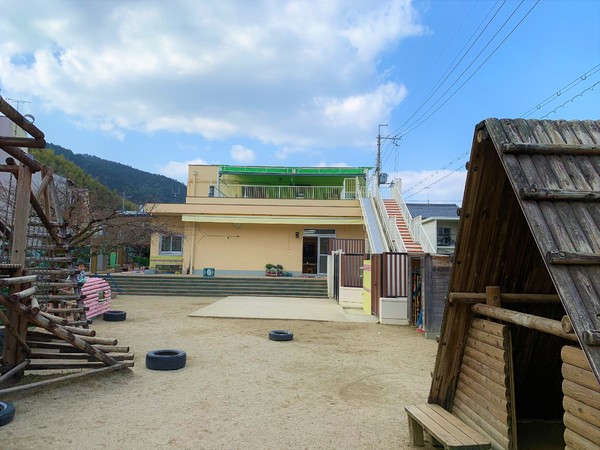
top-left (159, 234), bottom-right (183, 255)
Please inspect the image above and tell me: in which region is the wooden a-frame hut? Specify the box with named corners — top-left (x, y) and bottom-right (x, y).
top-left (408, 118), bottom-right (600, 450)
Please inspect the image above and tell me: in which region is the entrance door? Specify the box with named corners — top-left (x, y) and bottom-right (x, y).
top-left (303, 229), bottom-right (336, 275)
top-left (318, 236), bottom-right (331, 274)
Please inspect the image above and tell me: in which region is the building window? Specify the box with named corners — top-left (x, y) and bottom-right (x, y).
top-left (437, 228), bottom-right (454, 247)
top-left (160, 235), bottom-right (183, 254)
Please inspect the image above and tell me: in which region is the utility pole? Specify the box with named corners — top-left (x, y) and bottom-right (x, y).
top-left (376, 124), bottom-right (401, 186)
top-left (376, 124), bottom-right (387, 187)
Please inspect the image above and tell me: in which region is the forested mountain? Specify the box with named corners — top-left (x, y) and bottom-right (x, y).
top-left (29, 148), bottom-right (137, 210)
top-left (43, 143), bottom-right (186, 204)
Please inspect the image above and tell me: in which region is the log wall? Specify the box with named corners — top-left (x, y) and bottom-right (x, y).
top-left (562, 345), bottom-right (600, 449)
top-left (452, 318), bottom-right (516, 450)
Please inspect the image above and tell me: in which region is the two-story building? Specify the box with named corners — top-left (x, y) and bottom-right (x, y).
top-left (147, 165), bottom-right (369, 276)
top-left (406, 203), bottom-right (460, 255)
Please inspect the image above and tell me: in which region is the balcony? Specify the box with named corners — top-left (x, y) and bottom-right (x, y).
top-left (212, 184), bottom-right (360, 200)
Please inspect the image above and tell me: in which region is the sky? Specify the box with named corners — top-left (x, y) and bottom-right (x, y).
top-left (0, 0), bottom-right (598, 204)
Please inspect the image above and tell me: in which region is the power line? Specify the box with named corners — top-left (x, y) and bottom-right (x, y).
top-left (404, 161), bottom-right (468, 200)
top-left (397, 0), bottom-right (540, 138)
top-left (521, 63), bottom-right (600, 118)
top-left (540, 80), bottom-right (600, 119)
top-left (391, 0), bottom-right (507, 137)
top-left (402, 150), bottom-right (470, 194)
top-left (393, 0), bottom-right (482, 118)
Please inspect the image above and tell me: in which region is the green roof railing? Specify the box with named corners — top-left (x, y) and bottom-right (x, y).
top-left (219, 165), bottom-right (370, 176)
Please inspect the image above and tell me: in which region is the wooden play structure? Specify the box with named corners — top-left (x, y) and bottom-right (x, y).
top-left (0, 96), bottom-right (133, 395)
top-left (407, 118), bottom-right (600, 449)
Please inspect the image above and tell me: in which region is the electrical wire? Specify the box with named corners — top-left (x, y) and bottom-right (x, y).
top-left (521, 64), bottom-right (600, 118)
top-left (404, 161), bottom-right (468, 200)
top-left (397, 0), bottom-right (541, 138)
top-left (402, 151), bottom-right (470, 194)
top-left (391, 0), bottom-right (507, 136)
top-left (394, 0), bottom-right (482, 117)
top-left (540, 80), bottom-right (600, 119)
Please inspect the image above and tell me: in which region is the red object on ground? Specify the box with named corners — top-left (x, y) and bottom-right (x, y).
top-left (80, 277), bottom-right (112, 319)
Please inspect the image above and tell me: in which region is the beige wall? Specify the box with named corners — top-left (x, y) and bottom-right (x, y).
top-left (148, 197), bottom-right (362, 219)
top-left (187, 165), bottom-right (219, 198)
top-left (150, 216), bottom-right (186, 256)
top-left (187, 222), bottom-right (364, 275)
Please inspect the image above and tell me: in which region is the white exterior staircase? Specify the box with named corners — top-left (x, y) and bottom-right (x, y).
top-left (382, 199), bottom-right (423, 253)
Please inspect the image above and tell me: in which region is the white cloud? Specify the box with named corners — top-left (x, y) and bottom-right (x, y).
top-left (230, 145), bottom-right (255, 164)
top-left (274, 145), bottom-right (320, 161)
top-left (315, 82), bottom-right (407, 131)
top-left (389, 169), bottom-right (467, 204)
top-left (317, 162), bottom-right (350, 167)
top-left (158, 158), bottom-right (209, 182)
top-left (0, 0), bottom-right (425, 148)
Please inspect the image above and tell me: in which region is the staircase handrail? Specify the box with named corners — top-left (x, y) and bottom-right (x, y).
top-left (390, 183), bottom-right (436, 254)
top-left (372, 187), bottom-right (406, 252)
top-left (358, 186), bottom-right (389, 253)
top-left (96, 272), bottom-right (123, 294)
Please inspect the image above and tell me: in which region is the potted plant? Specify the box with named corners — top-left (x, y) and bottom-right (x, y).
top-left (275, 264), bottom-right (283, 276)
top-left (265, 263), bottom-right (277, 277)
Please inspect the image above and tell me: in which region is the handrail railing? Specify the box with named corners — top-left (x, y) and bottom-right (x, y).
top-left (372, 187), bottom-right (405, 252)
top-left (211, 184), bottom-right (346, 200)
top-left (391, 183), bottom-right (436, 254)
top-left (358, 183), bottom-right (389, 253)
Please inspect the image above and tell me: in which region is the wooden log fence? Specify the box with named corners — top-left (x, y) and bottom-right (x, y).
top-left (472, 303), bottom-right (577, 343)
top-left (451, 318), bottom-right (516, 449)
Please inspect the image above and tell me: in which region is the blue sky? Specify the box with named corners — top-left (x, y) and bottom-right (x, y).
top-left (0, 0), bottom-right (598, 204)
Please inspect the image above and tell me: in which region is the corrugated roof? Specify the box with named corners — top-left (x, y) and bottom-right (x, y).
top-left (406, 203), bottom-right (459, 219)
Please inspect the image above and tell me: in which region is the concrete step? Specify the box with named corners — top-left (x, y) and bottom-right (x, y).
top-left (103, 275), bottom-right (329, 298)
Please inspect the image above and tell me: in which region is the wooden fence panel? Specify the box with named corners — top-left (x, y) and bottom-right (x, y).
top-left (331, 239), bottom-right (365, 254)
top-left (340, 254), bottom-right (365, 288)
top-left (382, 253), bottom-right (408, 297)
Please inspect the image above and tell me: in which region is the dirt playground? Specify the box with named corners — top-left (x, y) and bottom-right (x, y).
top-left (1, 295), bottom-right (438, 449)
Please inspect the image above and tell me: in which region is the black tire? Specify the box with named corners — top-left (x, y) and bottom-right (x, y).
top-left (0, 401), bottom-right (15, 427)
top-left (269, 330), bottom-right (293, 341)
top-left (103, 310), bottom-right (126, 321)
top-left (146, 349), bottom-right (186, 371)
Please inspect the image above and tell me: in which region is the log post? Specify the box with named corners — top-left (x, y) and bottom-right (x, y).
top-left (472, 304), bottom-right (578, 342)
top-left (3, 162), bottom-right (33, 374)
top-left (0, 359), bottom-right (30, 384)
top-left (486, 286), bottom-right (501, 307)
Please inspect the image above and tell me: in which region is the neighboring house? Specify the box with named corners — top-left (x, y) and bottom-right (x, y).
top-left (146, 165), bottom-right (369, 276)
top-left (406, 203), bottom-right (459, 255)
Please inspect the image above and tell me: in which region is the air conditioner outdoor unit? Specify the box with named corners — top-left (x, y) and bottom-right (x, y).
top-left (203, 267), bottom-right (215, 277)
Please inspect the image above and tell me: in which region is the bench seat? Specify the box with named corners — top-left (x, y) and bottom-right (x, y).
top-left (405, 404), bottom-right (491, 450)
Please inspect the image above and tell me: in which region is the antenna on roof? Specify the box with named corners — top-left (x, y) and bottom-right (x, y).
top-left (6, 97), bottom-right (31, 112)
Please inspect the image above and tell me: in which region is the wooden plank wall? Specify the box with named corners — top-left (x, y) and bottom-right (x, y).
top-left (562, 345), bottom-right (600, 449)
top-left (340, 254), bottom-right (365, 288)
top-left (452, 318), bottom-right (516, 450)
top-left (381, 253), bottom-right (408, 298)
top-left (331, 238), bottom-right (365, 254)
top-left (423, 255), bottom-right (452, 337)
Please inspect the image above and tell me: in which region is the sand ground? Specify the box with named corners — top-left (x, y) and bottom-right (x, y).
top-left (1, 295), bottom-right (438, 450)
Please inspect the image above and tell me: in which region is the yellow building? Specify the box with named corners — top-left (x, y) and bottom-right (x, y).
top-left (147, 165), bottom-right (369, 276)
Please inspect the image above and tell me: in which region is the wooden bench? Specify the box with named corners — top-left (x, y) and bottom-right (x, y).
top-left (405, 404), bottom-right (491, 450)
